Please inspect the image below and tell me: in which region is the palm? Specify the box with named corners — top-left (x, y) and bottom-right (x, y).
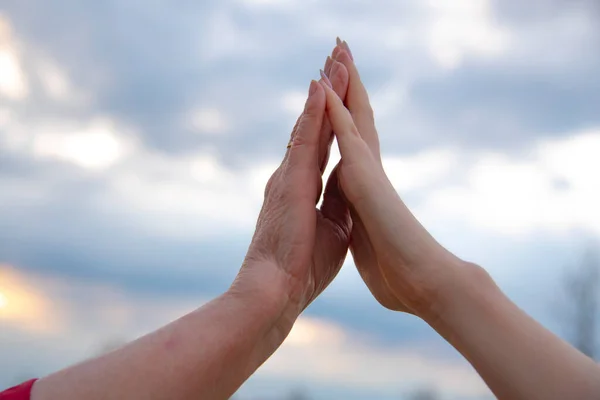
top-left (293, 168), bottom-right (351, 307)
top-left (267, 154), bottom-right (350, 310)
top-left (337, 161), bottom-right (411, 313)
top-left (350, 212), bottom-right (410, 312)
top-left (310, 207), bottom-right (350, 303)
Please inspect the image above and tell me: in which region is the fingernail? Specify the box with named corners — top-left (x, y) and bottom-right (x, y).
top-left (330, 60), bottom-right (341, 77)
top-left (332, 45), bottom-right (342, 60)
top-left (320, 69), bottom-right (332, 88)
top-left (308, 79), bottom-right (318, 97)
top-left (324, 56), bottom-right (333, 76)
top-left (336, 37), bottom-right (342, 46)
top-left (342, 40), bottom-right (354, 61)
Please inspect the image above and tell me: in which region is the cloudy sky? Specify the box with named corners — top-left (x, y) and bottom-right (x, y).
top-left (1, 0), bottom-right (599, 398)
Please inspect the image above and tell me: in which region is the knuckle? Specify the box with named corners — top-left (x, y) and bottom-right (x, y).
top-left (290, 131), bottom-right (308, 148)
top-left (290, 115), bottom-right (302, 138)
top-left (293, 117), bottom-right (319, 147)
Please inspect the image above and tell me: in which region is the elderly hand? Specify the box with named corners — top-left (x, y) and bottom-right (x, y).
top-left (231, 52), bottom-right (352, 337)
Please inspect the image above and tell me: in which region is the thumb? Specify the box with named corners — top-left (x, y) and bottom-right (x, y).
top-left (320, 78), bottom-right (384, 214)
top-left (320, 163), bottom-right (351, 234)
top-left (319, 79), bottom-right (370, 167)
top-left (286, 80), bottom-right (326, 170)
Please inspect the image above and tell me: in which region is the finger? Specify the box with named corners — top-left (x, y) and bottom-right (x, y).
top-left (319, 78), bottom-right (367, 164)
top-left (282, 114), bottom-right (302, 165)
top-left (286, 80), bottom-right (326, 171)
top-left (333, 41), bottom-right (381, 160)
top-left (324, 56), bottom-right (333, 76)
top-left (318, 60), bottom-right (349, 174)
top-left (320, 163), bottom-right (351, 233)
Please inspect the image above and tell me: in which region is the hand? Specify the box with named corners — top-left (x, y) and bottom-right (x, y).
top-left (322, 43), bottom-right (467, 317)
top-left (231, 57), bottom-right (352, 335)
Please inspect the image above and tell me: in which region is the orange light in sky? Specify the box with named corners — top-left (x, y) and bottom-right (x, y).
top-left (0, 290), bottom-right (7, 308)
top-left (0, 264), bottom-right (60, 333)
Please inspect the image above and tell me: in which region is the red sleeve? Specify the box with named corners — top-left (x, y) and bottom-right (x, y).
top-left (0, 380), bottom-right (37, 400)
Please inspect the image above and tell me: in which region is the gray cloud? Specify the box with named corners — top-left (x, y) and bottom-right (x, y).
top-left (3, 0), bottom-right (597, 166)
top-left (1, 1), bottom-right (599, 396)
top-left (1, 0), bottom-right (596, 347)
top-left (408, 62), bottom-right (600, 150)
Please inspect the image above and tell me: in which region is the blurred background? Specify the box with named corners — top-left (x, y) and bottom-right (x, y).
top-left (1, 0), bottom-right (599, 399)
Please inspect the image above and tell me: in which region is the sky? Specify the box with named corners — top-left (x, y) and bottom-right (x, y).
top-left (1, 0), bottom-right (599, 399)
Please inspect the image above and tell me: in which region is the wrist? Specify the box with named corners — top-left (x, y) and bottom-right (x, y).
top-left (423, 259), bottom-right (498, 330)
top-left (227, 259), bottom-right (300, 345)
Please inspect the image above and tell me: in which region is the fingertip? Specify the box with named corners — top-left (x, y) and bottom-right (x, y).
top-left (319, 79), bottom-right (338, 108)
top-left (310, 79), bottom-right (324, 96)
top-left (305, 80), bottom-right (325, 113)
top-left (335, 49), bottom-right (353, 66)
top-left (329, 61), bottom-right (349, 100)
top-left (324, 56), bottom-right (333, 76)
top-left (318, 78), bottom-right (333, 94)
top-left (330, 60), bottom-right (348, 80)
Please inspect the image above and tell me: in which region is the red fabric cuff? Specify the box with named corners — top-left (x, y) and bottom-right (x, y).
top-left (0, 379), bottom-right (37, 400)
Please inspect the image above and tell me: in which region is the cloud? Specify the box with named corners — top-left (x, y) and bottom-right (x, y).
top-left (419, 128), bottom-right (600, 236)
top-left (186, 107), bottom-right (229, 135)
top-left (0, 266), bottom-right (205, 388)
top-left (1, 1), bottom-right (599, 397)
top-left (424, 0), bottom-right (511, 69)
top-left (0, 265), bottom-right (63, 333)
top-left (0, 14), bottom-right (28, 100)
top-left (256, 316), bottom-right (489, 398)
top-left (383, 148), bottom-right (459, 192)
top-left (31, 117), bottom-right (134, 170)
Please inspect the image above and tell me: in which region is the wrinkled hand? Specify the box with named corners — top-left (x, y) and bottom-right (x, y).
top-left (323, 42), bottom-right (465, 317)
top-left (232, 57), bottom-right (351, 329)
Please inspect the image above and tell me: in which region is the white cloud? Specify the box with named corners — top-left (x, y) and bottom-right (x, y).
top-left (281, 90), bottom-right (306, 115)
top-left (239, 0), bottom-right (295, 7)
top-left (259, 316), bottom-right (488, 397)
top-left (0, 14), bottom-right (28, 100)
top-left (36, 58), bottom-right (82, 102)
top-left (327, 128), bottom-right (600, 239)
top-left (101, 149), bottom-right (273, 237)
top-left (421, 129), bottom-right (600, 236)
top-left (32, 118), bottom-right (135, 170)
top-left (200, 9), bottom-right (263, 62)
top-left (383, 149), bottom-right (459, 192)
top-left (425, 0), bottom-right (511, 69)
top-left (188, 108), bottom-right (229, 135)
top-left (0, 265), bottom-right (64, 334)
top-left (0, 105), bottom-right (277, 238)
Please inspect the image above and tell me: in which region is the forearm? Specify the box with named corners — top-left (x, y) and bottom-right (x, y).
top-left (428, 263), bottom-right (600, 400)
top-left (31, 264), bottom-right (293, 400)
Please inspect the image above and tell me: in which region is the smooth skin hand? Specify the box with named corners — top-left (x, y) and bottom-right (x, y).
top-left (321, 42), bottom-right (600, 400)
top-left (324, 42), bottom-right (461, 316)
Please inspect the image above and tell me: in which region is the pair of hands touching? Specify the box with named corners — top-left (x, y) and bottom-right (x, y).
top-left (28, 39), bottom-right (600, 400)
top-left (238, 39), bottom-right (469, 326)
top-left (228, 41), bottom-right (600, 400)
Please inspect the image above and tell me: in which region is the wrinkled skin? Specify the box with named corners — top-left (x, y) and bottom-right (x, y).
top-left (233, 60), bottom-right (352, 318)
